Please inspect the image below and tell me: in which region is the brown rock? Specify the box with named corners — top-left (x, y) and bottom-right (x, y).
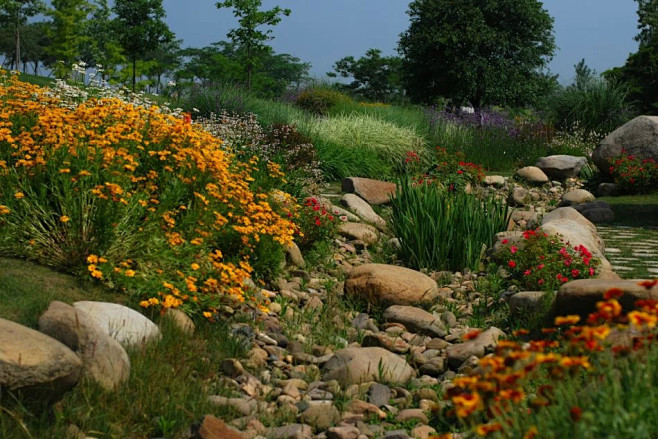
top-left (345, 264), bottom-right (439, 308)
top-left (446, 327), bottom-right (505, 369)
top-left (338, 222), bottom-right (379, 245)
top-left (515, 166), bottom-right (549, 184)
top-left (342, 177), bottom-right (397, 205)
top-left (197, 415), bottom-right (244, 439)
top-left (322, 347), bottom-right (415, 386)
top-left (554, 279), bottom-right (658, 318)
top-left (593, 115), bottom-right (658, 175)
top-left (0, 317), bottom-right (82, 404)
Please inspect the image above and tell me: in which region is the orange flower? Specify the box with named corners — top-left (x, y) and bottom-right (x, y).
top-left (595, 299), bottom-right (622, 320)
top-left (554, 315), bottom-right (580, 326)
top-left (475, 422), bottom-right (503, 436)
top-left (638, 279), bottom-right (658, 289)
top-left (464, 330), bottom-right (482, 340)
top-left (628, 310), bottom-right (658, 328)
top-left (523, 426), bottom-right (539, 439)
top-left (452, 392), bottom-right (483, 418)
top-left (59, 215), bottom-right (70, 223)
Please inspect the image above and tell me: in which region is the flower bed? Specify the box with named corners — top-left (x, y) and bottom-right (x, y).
top-left (0, 71), bottom-right (296, 318)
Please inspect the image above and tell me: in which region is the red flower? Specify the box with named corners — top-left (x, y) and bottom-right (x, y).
top-left (570, 406), bottom-right (582, 422)
top-left (508, 260), bottom-right (517, 268)
top-left (604, 288), bottom-right (624, 300)
top-left (510, 245), bottom-right (518, 254)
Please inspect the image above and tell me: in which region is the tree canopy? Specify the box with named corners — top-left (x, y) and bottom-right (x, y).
top-left (328, 49), bottom-right (403, 102)
top-left (398, 0), bottom-right (556, 108)
top-left (605, 0), bottom-right (658, 114)
top-left (216, 0), bottom-right (290, 90)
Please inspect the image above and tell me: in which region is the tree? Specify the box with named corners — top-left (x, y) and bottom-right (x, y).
top-left (0, 0), bottom-right (46, 71)
top-left (398, 0), bottom-right (556, 108)
top-left (81, 0), bottom-right (125, 81)
top-left (113, 0), bottom-right (174, 92)
top-left (605, 0), bottom-right (658, 113)
top-left (47, 0), bottom-right (94, 78)
top-left (328, 49), bottom-right (403, 101)
top-left (216, 0), bottom-right (290, 90)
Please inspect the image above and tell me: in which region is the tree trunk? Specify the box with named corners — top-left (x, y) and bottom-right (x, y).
top-left (132, 57), bottom-right (136, 92)
top-left (14, 15), bottom-right (20, 73)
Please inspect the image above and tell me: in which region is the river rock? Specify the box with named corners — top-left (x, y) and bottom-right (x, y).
top-left (322, 347), bottom-right (414, 386)
top-left (345, 264), bottom-right (439, 308)
top-left (561, 189), bottom-right (595, 206)
top-left (446, 327), bottom-right (505, 369)
top-left (338, 222), bottom-right (379, 246)
top-left (515, 166), bottom-right (549, 184)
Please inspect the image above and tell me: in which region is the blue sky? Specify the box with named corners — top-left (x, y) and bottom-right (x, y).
top-left (162, 0), bottom-right (640, 84)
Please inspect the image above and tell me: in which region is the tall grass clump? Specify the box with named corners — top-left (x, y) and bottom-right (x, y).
top-left (390, 178), bottom-right (509, 272)
top-left (548, 78), bottom-right (635, 141)
top-left (308, 113), bottom-right (427, 171)
top-left (0, 71), bottom-right (296, 318)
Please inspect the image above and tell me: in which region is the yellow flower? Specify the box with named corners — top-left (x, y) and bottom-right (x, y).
top-left (124, 269), bottom-right (136, 277)
top-left (554, 315), bottom-right (580, 326)
top-left (91, 270), bottom-right (102, 279)
top-left (190, 263), bottom-right (200, 270)
top-left (14, 192), bottom-right (25, 199)
top-left (60, 215), bottom-right (70, 223)
top-left (87, 254), bottom-right (99, 263)
top-left (0, 205), bottom-right (11, 215)
top-left (59, 168), bottom-right (71, 174)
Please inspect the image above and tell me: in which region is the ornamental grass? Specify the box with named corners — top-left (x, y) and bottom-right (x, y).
top-left (0, 71), bottom-right (297, 318)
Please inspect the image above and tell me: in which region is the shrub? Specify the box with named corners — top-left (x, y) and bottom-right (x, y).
top-left (415, 146), bottom-right (486, 192)
top-left (608, 149), bottom-right (658, 194)
top-left (293, 197), bottom-right (339, 251)
top-left (390, 177), bottom-right (509, 272)
top-left (295, 87), bottom-right (352, 115)
top-left (0, 71), bottom-right (295, 318)
top-left (547, 78), bottom-right (634, 141)
top-left (498, 229), bottom-right (600, 292)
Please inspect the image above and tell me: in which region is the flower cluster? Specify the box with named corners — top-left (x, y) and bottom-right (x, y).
top-left (608, 148), bottom-right (658, 194)
top-left (437, 281), bottom-right (658, 437)
top-left (294, 197), bottom-right (339, 250)
top-left (0, 70), bottom-right (296, 317)
top-left (500, 230), bottom-right (599, 292)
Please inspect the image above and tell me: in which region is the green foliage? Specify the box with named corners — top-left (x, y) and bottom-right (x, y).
top-left (548, 60), bottom-right (634, 140)
top-left (328, 48), bottom-right (403, 102)
top-left (295, 87), bottom-right (352, 115)
top-left (216, 0), bottom-right (291, 90)
top-left (398, 0), bottom-right (556, 108)
top-left (0, 0), bottom-right (46, 71)
top-left (419, 147), bottom-right (486, 192)
top-left (391, 177), bottom-right (509, 272)
top-left (605, 0), bottom-right (658, 113)
top-left (79, 0), bottom-right (125, 80)
top-left (46, 0), bottom-right (94, 78)
top-left (498, 230), bottom-right (600, 292)
top-left (112, 0), bottom-right (174, 91)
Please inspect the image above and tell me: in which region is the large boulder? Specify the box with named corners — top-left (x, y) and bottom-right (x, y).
top-left (345, 264), bottom-right (440, 308)
top-left (383, 305), bottom-right (443, 336)
top-left (342, 177), bottom-right (397, 205)
top-left (554, 279), bottom-right (658, 318)
top-left (593, 115), bottom-right (658, 175)
top-left (572, 201), bottom-right (615, 224)
top-left (322, 347), bottom-right (415, 386)
top-left (38, 301), bottom-right (130, 390)
top-left (536, 155), bottom-right (588, 180)
top-left (73, 301), bottom-right (160, 348)
top-left (0, 317), bottom-right (82, 404)
top-left (561, 189), bottom-right (595, 206)
top-left (540, 207), bottom-right (618, 280)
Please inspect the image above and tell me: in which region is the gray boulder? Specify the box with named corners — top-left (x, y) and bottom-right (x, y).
top-left (38, 301), bottom-right (130, 390)
top-left (536, 155), bottom-right (588, 180)
top-left (73, 301), bottom-right (160, 347)
top-left (593, 116), bottom-right (658, 175)
top-left (322, 347), bottom-right (415, 386)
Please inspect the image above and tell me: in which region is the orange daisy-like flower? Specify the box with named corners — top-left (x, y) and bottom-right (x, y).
top-left (554, 315), bottom-right (581, 326)
top-left (523, 426), bottom-right (539, 439)
top-left (475, 422), bottom-right (503, 436)
top-left (628, 310), bottom-right (658, 328)
top-left (463, 330), bottom-right (482, 341)
top-left (60, 215), bottom-right (70, 223)
top-left (452, 392), bottom-right (483, 418)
